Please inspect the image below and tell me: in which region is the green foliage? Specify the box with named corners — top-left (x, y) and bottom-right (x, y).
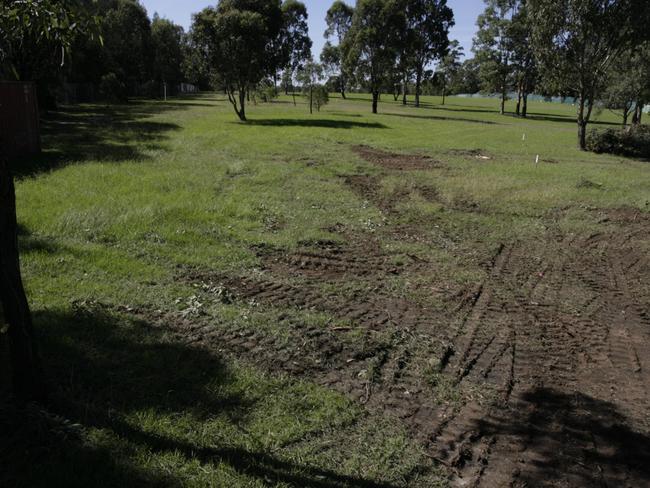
top-left (401, 0), bottom-right (454, 104)
top-left (528, 0), bottom-right (648, 147)
top-left (151, 14), bottom-right (185, 85)
top-left (586, 125), bottom-right (650, 159)
top-left (0, 0), bottom-right (100, 85)
top-left (303, 85), bottom-right (329, 111)
top-left (343, 0), bottom-right (405, 112)
top-left (101, 0), bottom-right (154, 87)
top-left (253, 80), bottom-right (278, 103)
top-left (472, 0), bottom-right (517, 111)
top-left (99, 72), bottom-right (127, 102)
top-left (190, 0), bottom-right (284, 120)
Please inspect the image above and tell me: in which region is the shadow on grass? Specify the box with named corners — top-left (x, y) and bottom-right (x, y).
top-left (383, 112), bottom-right (500, 125)
top-left (0, 306), bottom-right (398, 488)
top-left (17, 224), bottom-right (59, 254)
top-left (477, 388), bottom-right (650, 486)
top-left (522, 113), bottom-right (619, 126)
top-left (243, 118), bottom-right (388, 129)
top-left (10, 101), bottom-right (186, 178)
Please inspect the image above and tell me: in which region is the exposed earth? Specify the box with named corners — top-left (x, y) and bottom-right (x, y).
top-left (122, 147), bottom-right (650, 487)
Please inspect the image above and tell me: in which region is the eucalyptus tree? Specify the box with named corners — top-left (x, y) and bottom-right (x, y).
top-left (402, 0), bottom-right (454, 107)
top-left (508, 0), bottom-right (535, 117)
top-left (322, 1), bottom-right (354, 98)
top-left (437, 39), bottom-right (463, 105)
top-left (152, 15), bottom-right (185, 88)
top-left (274, 0), bottom-right (312, 92)
top-left (473, 0), bottom-right (517, 115)
top-left (343, 0), bottom-right (405, 114)
top-left (191, 0), bottom-right (283, 121)
top-left (528, 0), bottom-right (649, 149)
top-left (0, 0), bottom-right (99, 402)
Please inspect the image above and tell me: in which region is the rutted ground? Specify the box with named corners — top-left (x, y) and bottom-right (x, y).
top-left (122, 145), bottom-right (650, 487)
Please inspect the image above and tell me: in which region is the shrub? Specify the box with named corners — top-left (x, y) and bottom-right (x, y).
top-left (303, 85), bottom-right (329, 112)
top-left (586, 125), bottom-right (650, 159)
top-left (252, 80), bottom-right (277, 103)
top-left (99, 73), bottom-right (127, 103)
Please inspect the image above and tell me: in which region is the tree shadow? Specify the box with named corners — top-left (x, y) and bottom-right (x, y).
top-left (383, 112), bottom-right (500, 125)
top-left (243, 118), bottom-right (388, 129)
top-left (477, 387), bottom-right (650, 486)
top-left (0, 306), bottom-right (398, 488)
top-left (16, 223), bottom-right (59, 254)
top-left (521, 113), bottom-right (619, 126)
top-left (10, 102), bottom-right (185, 178)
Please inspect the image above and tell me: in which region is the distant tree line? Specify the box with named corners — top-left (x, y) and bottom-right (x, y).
top-left (1, 0), bottom-right (205, 106)
top-left (469, 0), bottom-right (650, 149)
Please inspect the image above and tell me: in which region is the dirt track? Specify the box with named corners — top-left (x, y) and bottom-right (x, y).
top-left (139, 148), bottom-right (650, 487)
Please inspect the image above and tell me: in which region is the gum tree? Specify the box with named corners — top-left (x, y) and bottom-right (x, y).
top-left (528, 0), bottom-right (649, 149)
top-left (343, 0), bottom-right (404, 114)
top-left (191, 0), bottom-right (283, 121)
top-left (402, 0), bottom-right (454, 107)
top-left (321, 1), bottom-right (354, 99)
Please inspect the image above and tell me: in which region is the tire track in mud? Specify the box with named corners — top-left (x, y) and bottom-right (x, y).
top-left (166, 207), bottom-right (650, 487)
top-left (431, 224), bottom-right (650, 487)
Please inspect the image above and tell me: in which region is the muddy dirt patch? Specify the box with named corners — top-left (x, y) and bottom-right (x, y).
top-left (352, 145), bottom-right (441, 170)
top-left (257, 239), bottom-right (411, 280)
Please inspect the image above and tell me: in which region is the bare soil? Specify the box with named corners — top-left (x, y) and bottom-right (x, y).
top-left (352, 145), bottom-right (442, 170)
top-left (132, 149), bottom-right (650, 487)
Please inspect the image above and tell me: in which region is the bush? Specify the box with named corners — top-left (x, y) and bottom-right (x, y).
top-left (141, 80), bottom-right (160, 99)
top-left (303, 85), bottom-right (329, 112)
top-left (252, 80), bottom-right (277, 103)
top-left (99, 73), bottom-right (127, 103)
top-left (586, 125), bottom-right (650, 159)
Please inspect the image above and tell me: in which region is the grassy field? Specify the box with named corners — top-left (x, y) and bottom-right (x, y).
top-left (1, 92), bottom-right (649, 487)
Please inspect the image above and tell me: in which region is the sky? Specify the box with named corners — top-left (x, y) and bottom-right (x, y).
top-left (140, 0), bottom-right (484, 60)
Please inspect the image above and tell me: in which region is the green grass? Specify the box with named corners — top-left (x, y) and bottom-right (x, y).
top-left (1, 92), bottom-right (648, 487)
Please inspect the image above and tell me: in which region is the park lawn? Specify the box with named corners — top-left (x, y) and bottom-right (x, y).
top-left (1, 92), bottom-right (649, 487)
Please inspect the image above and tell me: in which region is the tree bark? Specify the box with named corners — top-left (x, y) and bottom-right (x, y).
top-left (442, 77), bottom-right (446, 106)
top-left (500, 85), bottom-right (506, 115)
top-left (632, 102), bottom-right (644, 125)
top-left (372, 91), bottom-right (379, 114)
top-left (522, 92), bottom-right (528, 118)
top-left (238, 89), bottom-right (247, 121)
top-left (402, 73), bottom-right (408, 106)
top-left (0, 154), bottom-right (46, 403)
top-left (415, 69), bottom-right (421, 108)
top-left (516, 81), bottom-right (522, 117)
top-left (577, 94), bottom-right (594, 150)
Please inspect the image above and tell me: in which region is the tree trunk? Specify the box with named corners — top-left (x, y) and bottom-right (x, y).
top-left (0, 154), bottom-right (46, 403)
top-left (415, 69), bottom-right (421, 108)
top-left (500, 86), bottom-right (506, 115)
top-left (632, 102), bottom-right (644, 125)
top-left (516, 81), bottom-right (522, 117)
top-left (623, 105), bottom-right (630, 126)
top-left (442, 77), bottom-right (446, 106)
top-left (522, 93), bottom-right (528, 118)
top-left (577, 94), bottom-right (593, 150)
top-left (309, 84), bottom-right (313, 115)
top-left (372, 91), bottom-right (379, 114)
top-left (402, 74), bottom-right (407, 106)
top-left (238, 90), bottom-right (247, 121)
top-left (340, 76), bottom-right (346, 99)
